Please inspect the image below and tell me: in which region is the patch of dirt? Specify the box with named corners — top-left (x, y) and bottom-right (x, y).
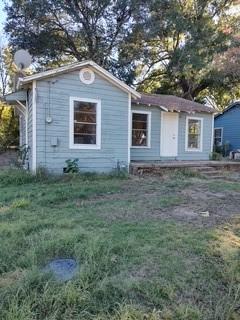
top-left (0, 269), bottom-right (26, 288)
top-left (155, 185), bottom-right (240, 227)
top-left (82, 175), bottom-right (240, 228)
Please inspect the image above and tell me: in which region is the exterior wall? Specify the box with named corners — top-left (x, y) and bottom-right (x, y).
top-left (35, 70), bottom-right (129, 173)
top-left (214, 104), bottom-right (240, 151)
top-left (131, 104), bottom-right (213, 161)
top-left (131, 105), bottom-right (161, 161)
top-left (177, 112), bottom-right (212, 160)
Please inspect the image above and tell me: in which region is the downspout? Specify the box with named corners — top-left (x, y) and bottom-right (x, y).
top-left (211, 113), bottom-right (215, 153)
top-left (128, 93), bottom-right (131, 171)
top-left (32, 80), bottom-right (37, 173)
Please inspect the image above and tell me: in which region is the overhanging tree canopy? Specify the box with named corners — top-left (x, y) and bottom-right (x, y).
top-left (4, 0), bottom-right (240, 109)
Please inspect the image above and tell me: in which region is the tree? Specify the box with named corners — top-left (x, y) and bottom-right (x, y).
top-left (4, 0), bottom-right (141, 78)
top-left (4, 0), bottom-right (240, 108)
top-left (0, 46), bottom-right (17, 96)
top-left (130, 0), bottom-right (240, 103)
top-left (0, 103), bottom-right (19, 151)
top-left (0, 46), bottom-right (19, 150)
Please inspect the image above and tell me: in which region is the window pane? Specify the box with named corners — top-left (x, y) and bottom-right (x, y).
top-left (74, 112), bottom-right (96, 123)
top-left (132, 113), bottom-right (148, 130)
top-left (74, 123), bottom-right (96, 134)
top-left (74, 134), bottom-right (96, 144)
top-left (73, 101), bottom-right (97, 145)
top-left (132, 113), bottom-right (148, 122)
top-left (74, 101), bottom-right (96, 113)
top-left (215, 129), bottom-right (221, 138)
top-left (187, 119), bottom-right (201, 149)
top-left (188, 134), bottom-right (200, 149)
top-left (132, 113), bottom-right (149, 146)
top-left (132, 129), bottom-right (147, 146)
top-left (188, 119), bottom-right (200, 135)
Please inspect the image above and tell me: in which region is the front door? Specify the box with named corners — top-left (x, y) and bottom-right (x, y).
top-left (161, 112), bottom-right (179, 157)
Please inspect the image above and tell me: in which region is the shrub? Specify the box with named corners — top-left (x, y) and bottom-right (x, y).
top-left (64, 159), bottom-right (79, 173)
top-left (210, 152), bottom-right (222, 161)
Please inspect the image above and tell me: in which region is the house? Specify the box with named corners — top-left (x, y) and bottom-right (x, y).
top-left (214, 102), bottom-right (240, 152)
top-left (6, 61), bottom-right (214, 173)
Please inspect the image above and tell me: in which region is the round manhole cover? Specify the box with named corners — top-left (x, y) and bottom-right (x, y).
top-left (43, 258), bottom-right (78, 282)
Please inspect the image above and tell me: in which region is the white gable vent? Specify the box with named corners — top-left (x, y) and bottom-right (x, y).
top-left (79, 68), bottom-right (95, 84)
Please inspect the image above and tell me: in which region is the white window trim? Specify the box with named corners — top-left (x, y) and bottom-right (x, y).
top-left (69, 97), bottom-right (101, 150)
top-left (131, 110), bottom-right (151, 148)
top-left (185, 116), bottom-right (203, 152)
top-left (214, 127), bottom-right (223, 146)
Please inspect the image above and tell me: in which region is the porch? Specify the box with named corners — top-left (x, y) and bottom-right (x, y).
top-left (130, 160), bottom-right (240, 177)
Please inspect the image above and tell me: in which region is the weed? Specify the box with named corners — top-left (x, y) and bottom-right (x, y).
top-left (11, 198), bottom-right (30, 209)
top-left (0, 171), bottom-right (239, 319)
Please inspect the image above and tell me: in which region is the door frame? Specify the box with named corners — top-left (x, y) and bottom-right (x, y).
top-left (160, 111), bottom-right (179, 157)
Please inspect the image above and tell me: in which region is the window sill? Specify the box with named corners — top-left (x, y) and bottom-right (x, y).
top-left (185, 148), bottom-right (202, 152)
top-left (131, 146), bottom-right (151, 149)
top-left (70, 144), bottom-right (101, 150)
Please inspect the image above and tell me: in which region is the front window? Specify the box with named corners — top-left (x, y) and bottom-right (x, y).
top-left (186, 117), bottom-right (202, 151)
top-left (132, 112), bottom-right (151, 147)
top-left (70, 98), bottom-right (101, 149)
top-left (214, 128), bottom-right (223, 146)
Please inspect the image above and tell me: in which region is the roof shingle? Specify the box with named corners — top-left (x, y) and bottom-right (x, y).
top-left (133, 93), bottom-right (214, 113)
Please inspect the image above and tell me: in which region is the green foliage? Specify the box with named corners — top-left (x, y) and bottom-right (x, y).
top-left (4, 0), bottom-right (139, 79)
top-left (0, 171), bottom-right (240, 319)
top-left (4, 0), bottom-right (240, 105)
top-left (0, 168), bottom-right (50, 186)
top-left (0, 103), bottom-right (19, 151)
top-left (11, 198), bottom-right (30, 209)
top-left (134, 0), bottom-right (239, 102)
top-left (213, 143), bottom-right (231, 157)
top-left (210, 152), bottom-right (222, 161)
top-left (65, 158), bottom-right (79, 173)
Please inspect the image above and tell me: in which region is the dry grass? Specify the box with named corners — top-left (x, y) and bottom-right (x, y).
top-left (0, 169), bottom-right (239, 319)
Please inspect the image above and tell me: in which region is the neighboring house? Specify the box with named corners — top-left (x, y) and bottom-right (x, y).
top-left (214, 102), bottom-right (240, 152)
top-left (6, 61), bottom-right (214, 173)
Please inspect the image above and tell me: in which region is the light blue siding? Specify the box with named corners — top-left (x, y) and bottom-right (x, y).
top-left (177, 112), bottom-right (212, 160)
top-left (35, 70), bottom-right (129, 173)
top-left (214, 104), bottom-right (240, 151)
top-left (131, 105), bottom-right (161, 161)
top-left (131, 105), bottom-right (213, 161)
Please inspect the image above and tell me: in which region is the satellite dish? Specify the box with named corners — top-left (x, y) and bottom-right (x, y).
top-left (14, 49), bottom-right (32, 70)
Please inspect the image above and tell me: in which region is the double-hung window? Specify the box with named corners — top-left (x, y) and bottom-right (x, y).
top-left (186, 117), bottom-right (203, 151)
top-left (214, 128), bottom-right (223, 146)
top-left (70, 97), bottom-right (101, 149)
top-left (131, 111), bottom-right (151, 147)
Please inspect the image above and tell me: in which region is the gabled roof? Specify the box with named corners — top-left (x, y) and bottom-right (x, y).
top-left (18, 60), bottom-right (140, 99)
top-left (133, 93), bottom-right (214, 113)
top-left (215, 101), bottom-right (240, 119)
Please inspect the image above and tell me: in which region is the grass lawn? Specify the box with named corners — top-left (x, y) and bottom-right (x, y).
top-left (0, 169), bottom-right (239, 320)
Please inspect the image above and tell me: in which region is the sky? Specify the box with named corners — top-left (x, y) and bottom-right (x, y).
top-left (0, 1), bottom-right (7, 45)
